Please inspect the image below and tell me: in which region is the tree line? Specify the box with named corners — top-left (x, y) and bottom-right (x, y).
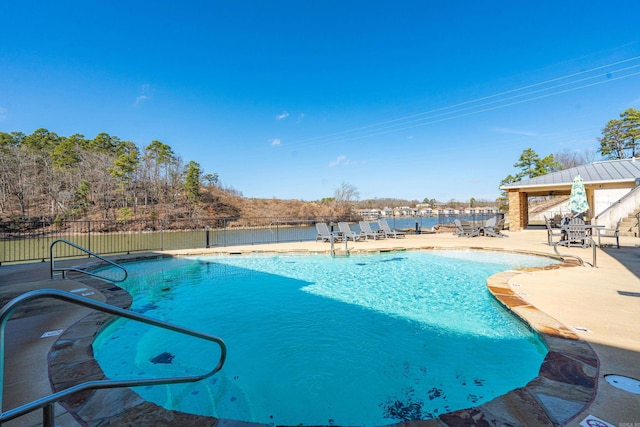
top-left (1, 108), bottom-right (637, 221)
top-left (0, 129), bottom-right (219, 221)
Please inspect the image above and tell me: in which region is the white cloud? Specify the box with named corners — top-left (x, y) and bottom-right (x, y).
top-left (0, 107), bottom-right (7, 121)
top-left (134, 95), bottom-right (151, 106)
top-left (276, 111), bottom-right (289, 120)
top-left (329, 155), bottom-right (366, 167)
top-left (133, 84), bottom-right (153, 106)
top-left (490, 127), bottom-right (538, 137)
top-left (271, 138), bottom-right (281, 146)
top-left (329, 155), bottom-right (349, 167)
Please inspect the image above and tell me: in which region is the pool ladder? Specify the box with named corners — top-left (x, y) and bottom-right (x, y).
top-left (328, 229), bottom-right (351, 257)
top-left (50, 239), bottom-right (129, 282)
top-left (0, 244), bottom-right (227, 427)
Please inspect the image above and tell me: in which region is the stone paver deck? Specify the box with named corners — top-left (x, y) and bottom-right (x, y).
top-left (1, 229), bottom-right (639, 426)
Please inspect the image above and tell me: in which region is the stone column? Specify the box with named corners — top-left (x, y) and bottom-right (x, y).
top-left (507, 190), bottom-right (527, 231)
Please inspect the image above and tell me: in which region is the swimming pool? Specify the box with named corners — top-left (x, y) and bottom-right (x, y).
top-left (93, 250), bottom-right (559, 426)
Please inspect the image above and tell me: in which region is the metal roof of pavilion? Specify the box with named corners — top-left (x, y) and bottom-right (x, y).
top-left (501, 158), bottom-right (640, 189)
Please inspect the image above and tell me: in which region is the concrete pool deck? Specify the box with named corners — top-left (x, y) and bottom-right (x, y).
top-left (1, 229), bottom-right (639, 426)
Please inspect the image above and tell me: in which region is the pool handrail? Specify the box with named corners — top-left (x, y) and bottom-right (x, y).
top-left (0, 289), bottom-right (227, 427)
top-left (50, 239), bottom-right (128, 282)
top-left (553, 235), bottom-right (597, 267)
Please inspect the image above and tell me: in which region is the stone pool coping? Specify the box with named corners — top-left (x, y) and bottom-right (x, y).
top-left (48, 248), bottom-right (597, 426)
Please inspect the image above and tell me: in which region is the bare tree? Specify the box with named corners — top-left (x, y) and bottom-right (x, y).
top-left (3, 144), bottom-right (38, 217)
top-left (81, 150), bottom-right (118, 219)
top-left (333, 182), bottom-right (360, 219)
top-left (554, 148), bottom-right (597, 169)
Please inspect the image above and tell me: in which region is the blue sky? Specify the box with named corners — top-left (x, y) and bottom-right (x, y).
top-left (1, 1), bottom-right (639, 202)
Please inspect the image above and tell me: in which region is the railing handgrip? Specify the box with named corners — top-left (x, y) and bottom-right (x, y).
top-left (50, 239), bottom-right (128, 282)
top-left (553, 236), bottom-right (597, 267)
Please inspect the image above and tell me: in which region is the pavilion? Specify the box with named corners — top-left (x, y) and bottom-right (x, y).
top-left (501, 158), bottom-right (640, 231)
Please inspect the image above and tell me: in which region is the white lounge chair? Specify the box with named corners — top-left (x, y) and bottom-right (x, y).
top-left (338, 222), bottom-right (362, 241)
top-left (359, 221), bottom-right (385, 240)
top-left (316, 223), bottom-right (341, 242)
top-left (377, 219), bottom-right (406, 238)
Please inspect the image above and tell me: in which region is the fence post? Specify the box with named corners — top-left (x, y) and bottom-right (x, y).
top-left (205, 226), bottom-right (210, 248)
top-left (40, 219), bottom-right (46, 262)
top-left (87, 220), bottom-right (91, 257)
top-left (126, 220), bottom-right (131, 254)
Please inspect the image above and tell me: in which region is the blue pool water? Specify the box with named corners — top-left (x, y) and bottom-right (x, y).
top-left (94, 250), bottom-right (558, 426)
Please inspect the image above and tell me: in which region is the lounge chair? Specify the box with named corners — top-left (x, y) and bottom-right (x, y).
top-left (597, 218), bottom-right (621, 248)
top-left (359, 221), bottom-right (385, 240)
top-left (485, 218), bottom-right (507, 238)
top-left (454, 219), bottom-right (479, 237)
top-left (544, 215), bottom-right (563, 246)
top-left (316, 222), bottom-right (341, 242)
top-left (338, 222), bottom-right (362, 241)
top-left (484, 216), bottom-right (497, 229)
top-left (377, 219), bottom-right (406, 238)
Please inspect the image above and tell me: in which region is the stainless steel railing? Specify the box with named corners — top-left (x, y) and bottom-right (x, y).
top-left (553, 236), bottom-right (597, 267)
top-left (50, 239), bottom-right (128, 281)
top-left (0, 289), bottom-right (226, 427)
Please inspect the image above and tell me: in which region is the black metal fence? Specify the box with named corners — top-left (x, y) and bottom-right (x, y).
top-left (0, 217), bottom-right (327, 265)
top-left (0, 214), bottom-right (499, 265)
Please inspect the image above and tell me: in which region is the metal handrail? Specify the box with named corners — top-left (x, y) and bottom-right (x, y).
top-left (593, 183), bottom-right (640, 221)
top-left (553, 235), bottom-right (597, 267)
top-left (50, 239), bottom-right (128, 282)
top-left (0, 289), bottom-right (227, 426)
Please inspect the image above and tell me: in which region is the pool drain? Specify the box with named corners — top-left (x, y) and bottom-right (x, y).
top-left (604, 374), bottom-right (640, 394)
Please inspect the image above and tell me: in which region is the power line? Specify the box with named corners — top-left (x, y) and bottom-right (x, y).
top-left (303, 69), bottom-right (640, 148)
top-left (310, 63), bottom-right (640, 142)
top-left (286, 55), bottom-right (640, 149)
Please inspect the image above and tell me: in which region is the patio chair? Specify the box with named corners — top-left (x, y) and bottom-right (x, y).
top-left (338, 222), bottom-right (362, 241)
top-left (544, 216), bottom-right (563, 246)
top-left (597, 218), bottom-right (621, 248)
top-left (377, 219), bottom-right (406, 238)
top-left (484, 216), bottom-right (497, 229)
top-left (454, 219), bottom-right (479, 237)
top-left (552, 214), bottom-right (563, 228)
top-left (566, 217), bottom-right (588, 247)
top-left (359, 221), bottom-right (385, 240)
top-left (316, 222), bottom-right (340, 242)
top-left (485, 218), bottom-right (507, 238)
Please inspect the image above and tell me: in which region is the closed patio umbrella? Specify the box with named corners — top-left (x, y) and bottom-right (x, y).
top-left (568, 174), bottom-right (589, 215)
